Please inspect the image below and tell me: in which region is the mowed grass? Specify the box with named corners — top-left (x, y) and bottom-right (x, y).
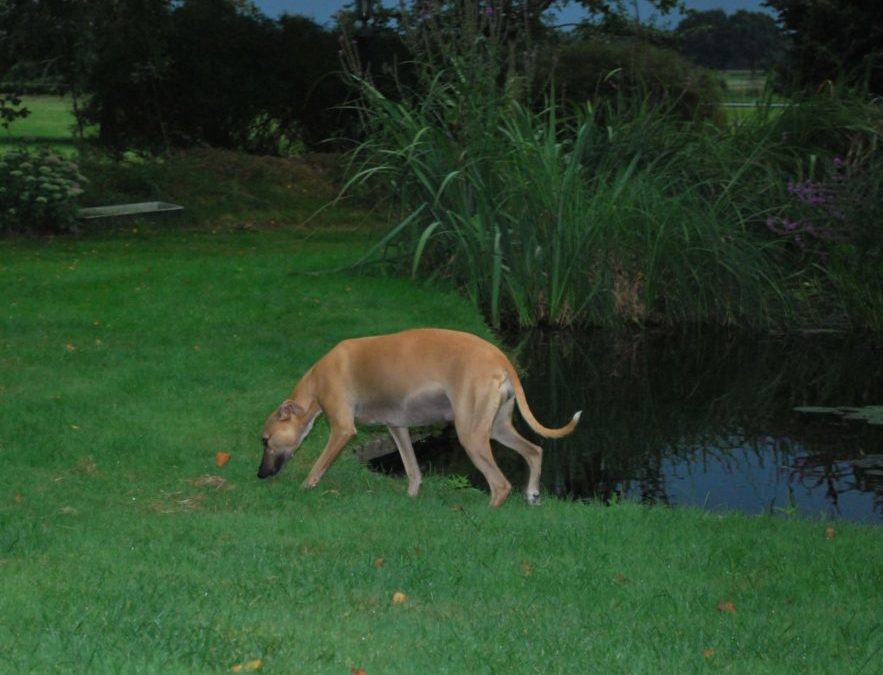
top-left (0, 95), bottom-right (85, 153)
top-left (1, 220), bottom-right (881, 673)
top-left (720, 70), bottom-right (768, 101)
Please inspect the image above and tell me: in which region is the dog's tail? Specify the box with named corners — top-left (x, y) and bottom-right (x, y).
top-left (506, 364), bottom-right (581, 439)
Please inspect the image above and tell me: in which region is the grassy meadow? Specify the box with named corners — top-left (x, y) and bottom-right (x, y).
top-left (0, 95), bottom-right (86, 153)
top-left (1, 97), bottom-right (881, 673)
top-left (2, 209), bottom-right (881, 673)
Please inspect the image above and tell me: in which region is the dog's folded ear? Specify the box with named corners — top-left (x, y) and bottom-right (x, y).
top-left (276, 401), bottom-right (305, 421)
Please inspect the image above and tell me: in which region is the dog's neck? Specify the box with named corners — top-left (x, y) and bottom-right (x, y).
top-left (289, 370), bottom-right (322, 418)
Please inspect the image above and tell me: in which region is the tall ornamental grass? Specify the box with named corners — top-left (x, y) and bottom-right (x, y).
top-left (345, 76), bottom-right (796, 329)
top-left (339, 3), bottom-right (881, 330)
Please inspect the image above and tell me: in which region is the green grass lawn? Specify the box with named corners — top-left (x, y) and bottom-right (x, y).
top-left (2, 215), bottom-right (881, 672)
top-left (1, 128), bottom-right (881, 671)
top-left (718, 70), bottom-right (788, 126)
top-left (0, 95), bottom-right (85, 153)
top-left (721, 70), bottom-right (768, 99)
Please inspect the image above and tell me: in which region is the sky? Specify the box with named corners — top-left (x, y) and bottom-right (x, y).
top-left (252, 1), bottom-right (774, 28)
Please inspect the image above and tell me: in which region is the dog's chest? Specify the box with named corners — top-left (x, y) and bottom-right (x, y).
top-left (354, 384), bottom-right (453, 427)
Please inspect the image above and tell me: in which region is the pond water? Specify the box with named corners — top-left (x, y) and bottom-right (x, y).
top-left (364, 331), bottom-right (882, 524)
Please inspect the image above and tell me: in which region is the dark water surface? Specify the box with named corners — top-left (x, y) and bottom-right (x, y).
top-left (366, 331), bottom-right (882, 523)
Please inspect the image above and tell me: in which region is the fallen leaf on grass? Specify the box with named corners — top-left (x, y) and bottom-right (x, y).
top-left (65, 343), bottom-right (76, 352)
top-left (215, 451), bottom-right (231, 467)
top-left (520, 561), bottom-right (534, 577)
top-left (14, 493), bottom-right (23, 504)
top-left (703, 648), bottom-right (715, 659)
top-left (716, 600), bottom-right (737, 614)
top-left (230, 658), bottom-right (262, 672)
top-left (825, 527), bottom-right (836, 539)
top-left (391, 591), bottom-right (407, 605)
top-left (373, 557), bottom-right (385, 569)
top-left (351, 668), bottom-right (367, 675)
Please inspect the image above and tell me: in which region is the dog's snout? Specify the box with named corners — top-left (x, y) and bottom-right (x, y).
top-left (257, 450), bottom-right (286, 480)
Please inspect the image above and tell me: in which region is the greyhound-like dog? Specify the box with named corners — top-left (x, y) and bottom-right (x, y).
top-left (258, 328), bottom-right (581, 506)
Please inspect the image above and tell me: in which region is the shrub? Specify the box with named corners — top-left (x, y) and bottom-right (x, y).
top-left (76, 0), bottom-right (353, 153)
top-left (537, 40), bottom-right (724, 122)
top-left (0, 149), bottom-right (86, 233)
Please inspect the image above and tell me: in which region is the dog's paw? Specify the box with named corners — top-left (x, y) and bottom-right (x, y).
top-left (526, 491), bottom-right (542, 506)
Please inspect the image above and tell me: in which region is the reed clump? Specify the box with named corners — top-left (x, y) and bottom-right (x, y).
top-left (341, 6), bottom-right (882, 331)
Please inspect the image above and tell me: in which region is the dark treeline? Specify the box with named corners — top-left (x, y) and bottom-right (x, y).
top-left (1, 0), bottom-right (360, 151)
top-left (0, 0), bottom-right (768, 153)
top-left (2, 1), bottom-right (880, 154)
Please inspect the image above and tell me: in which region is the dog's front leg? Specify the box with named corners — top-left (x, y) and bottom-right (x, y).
top-left (302, 424), bottom-right (355, 489)
top-left (387, 426), bottom-right (422, 497)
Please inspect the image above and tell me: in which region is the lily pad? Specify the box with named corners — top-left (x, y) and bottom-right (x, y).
top-left (794, 405), bottom-right (883, 425)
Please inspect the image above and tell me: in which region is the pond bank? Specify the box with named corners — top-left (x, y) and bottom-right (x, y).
top-left (364, 330), bottom-right (883, 523)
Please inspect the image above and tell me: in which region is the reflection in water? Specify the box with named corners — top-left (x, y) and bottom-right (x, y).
top-left (366, 331), bottom-right (882, 523)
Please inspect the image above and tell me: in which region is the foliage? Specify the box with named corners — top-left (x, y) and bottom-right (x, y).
top-left (758, 93), bottom-right (883, 328)
top-left (345, 76), bottom-right (797, 329)
top-left (573, 0), bottom-right (681, 19)
top-left (537, 40), bottom-right (723, 121)
top-left (0, 148), bottom-right (86, 233)
top-left (763, 0), bottom-right (883, 94)
top-left (346, 29), bottom-right (883, 330)
top-left (0, 0), bottom-right (353, 152)
top-left (675, 9), bottom-right (785, 72)
top-left (0, 92), bottom-right (29, 129)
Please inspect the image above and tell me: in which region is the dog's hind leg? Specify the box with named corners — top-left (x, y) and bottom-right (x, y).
top-left (454, 386), bottom-right (512, 507)
top-left (492, 397), bottom-right (544, 504)
top-left (387, 426), bottom-right (423, 497)
top-left (459, 434), bottom-right (511, 507)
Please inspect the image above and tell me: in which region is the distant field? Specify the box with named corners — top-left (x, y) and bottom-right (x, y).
top-left (0, 95), bottom-right (84, 151)
top-left (717, 70), bottom-right (787, 124)
top-left (719, 69), bottom-right (783, 103)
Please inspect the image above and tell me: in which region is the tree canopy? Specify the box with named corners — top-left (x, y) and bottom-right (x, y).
top-left (763, 0), bottom-right (883, 94)
top-left (675, 9), bottom-right (784, 72)
top-left (2, 0), bottom-right (880, 152)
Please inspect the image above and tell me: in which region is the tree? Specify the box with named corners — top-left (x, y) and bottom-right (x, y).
top-left (675, 9), bottom-right (783, 72)
top-left (82, 0), bottom-right (173, 148)
top-left (676, 9), bottom-right (730, 70)
top-left (764, 0), bottom-right (883, 93)
top-left (728, 10), bottom-right (783, 73)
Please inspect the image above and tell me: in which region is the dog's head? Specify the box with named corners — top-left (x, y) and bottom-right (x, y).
top-left (257, 401), bottom-right (316, 479)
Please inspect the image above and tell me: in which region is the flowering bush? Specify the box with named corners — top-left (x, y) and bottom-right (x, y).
top-left (766, 156), bottom-right (879, 261)
top-left (766, 151), bottom-right (883, 327)
top-left (0, 149), bottom-right (87, 234)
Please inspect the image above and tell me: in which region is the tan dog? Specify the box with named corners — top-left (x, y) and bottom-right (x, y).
top-left (258, 328), bottom-right (581, 506)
